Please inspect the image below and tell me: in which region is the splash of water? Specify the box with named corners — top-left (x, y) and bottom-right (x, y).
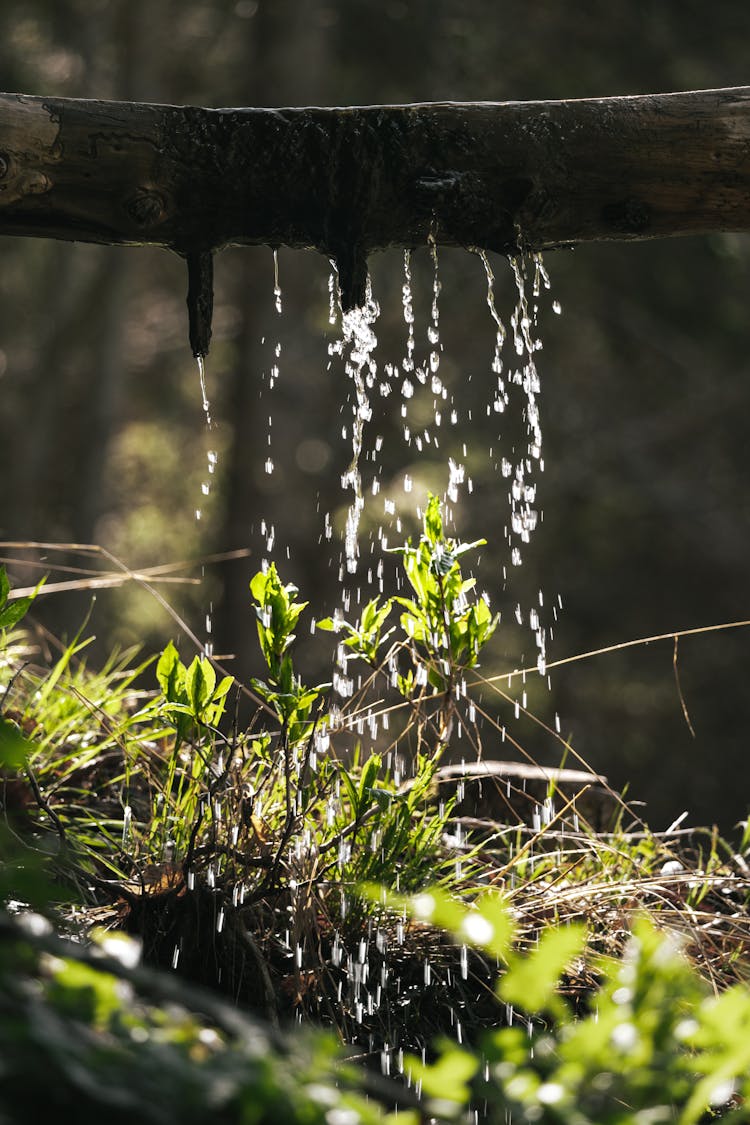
top-left (328, 275), bottom-right (380, 575)
top-left (478, 250), bottom-right (507, 411)
top-left (194, 353), bottom-right (220, 534)
top-left (265, 252), bottom-right (284, 475)
top-left (192, 354), bottom-right (221, 655)
top-left (402, 249), bottom-right (415, 373)
top-left (427, 230), bottom-right (441, 369)
top-left (197, 354), bottom-right (212, 427)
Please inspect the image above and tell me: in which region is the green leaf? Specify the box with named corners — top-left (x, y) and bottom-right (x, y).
top-left (206, 674), bottom-right (234, 724)
top-left (250, 676), bottom-right (272, 702)
top-left (47, 958), bottom-right (123, 1029)
top-left (427, 666), bottom-right (446, 691)
top-left (340, 766), bottom-right (360, 819)
top-left (424, 494), bottom-right (444, 544)
top-left (248, 568), bottom-right (267, 602)
top-left (407, 1044), bottom-right (477, 1102)
top-left (358, 753), bottom-right (382, 806)
top-left (294, 688), bottom-right (323, 711)
top-left (453, 538), bottom-right (487, 557)
top-left (0, 596), bottom-right (34, 629)
top-left (185, 656), bottom-right (215, 717)
top-left (396, 669), bottom-right (414, 697)
top-left (499, 923), bottom-right (586, 1015)
top-left (0, 567), bottom-right (45, 630)
top-left (156, 641), bottom-right (185, 702)
top-left (361, 884), bottom-right (515, 962)
top-left (0, 716), bottom-right (35, 769)
top-left (159, 702), bottom-right (195, 718)
top-left (213, 674), bottom-right (234, 702)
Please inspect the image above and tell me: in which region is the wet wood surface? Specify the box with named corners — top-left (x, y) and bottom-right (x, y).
top-left (1, 87), bottom-right (749, 335)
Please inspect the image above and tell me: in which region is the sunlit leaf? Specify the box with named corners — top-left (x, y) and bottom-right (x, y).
top-left (0, 595), bottom-right (33, 629)
top-left (156, 641), bottom-right (185, 702)
top-left (0, 716), bottom-right (34, 769)
top-left (0, 565), bottom-right (44, 629)
top-left (406, 1043), bottom-right (477, 1102)
top-left (499, 923), bottom-right (586, 1014)
top-left (185, 656), bottom-right (215, 716)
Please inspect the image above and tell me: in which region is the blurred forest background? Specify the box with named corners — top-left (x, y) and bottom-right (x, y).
top-left (1, 0), bottom-right (750, 832)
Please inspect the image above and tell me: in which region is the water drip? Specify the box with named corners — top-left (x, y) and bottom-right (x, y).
top-left (401, 249), bottom-right (415, 372)
top-left (478, 247), bottom-right (507, 367)
top-left (328, 275), bottom-right (380, 575)
top-left (196, 354), bottom-right (212, 428)
top-left (273, 248), bottom-right (282, 314)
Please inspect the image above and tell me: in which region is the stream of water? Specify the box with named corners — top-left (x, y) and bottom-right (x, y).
top-left (193, 353), bottom-right (219, 656)
top-left (184, 241), bottom-right (562, 766)
top-left (187, 242), bottom-right (561, 1077)
top-left (189, 242), bottom-right (560, 769)
top-left (319, 242), bottom-right (556, 693)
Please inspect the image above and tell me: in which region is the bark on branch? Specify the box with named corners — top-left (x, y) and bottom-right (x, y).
top-left (1, 88), bottom-right (749, 350)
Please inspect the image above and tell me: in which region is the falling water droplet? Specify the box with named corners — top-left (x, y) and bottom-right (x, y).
top-left (273, 248), bottom-right (282, 314)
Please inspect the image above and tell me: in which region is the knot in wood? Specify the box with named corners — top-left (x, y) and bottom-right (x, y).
top-left (0, 153), bottom-right (8, 180)
top-left (126, 186), bottom-right (167, 228)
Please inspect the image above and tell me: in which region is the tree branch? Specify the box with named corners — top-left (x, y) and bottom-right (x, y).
top-left (1, 87), bottom-right (749, 339)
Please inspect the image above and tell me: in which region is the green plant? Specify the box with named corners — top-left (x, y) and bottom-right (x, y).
top-left (319, 494), bottom-right (498, 758)
top-left (83, 499), bottom-right (499, 1048)
top-left (391, 494), bottom-right (497, 682)
top-left (156, 640), bottom-right (234, 734)
top-left (5, 518), bottom-right (750, 1122)
top-left (0, 565), bottom-right (38, 632)
top-left (250, 564), bottom-right (329, 741)
top-left (0, 563), bottom-right (40, 762)
top-left (386, 886), bottom-right (750, 1123)
top-left (0, 907), bottom-right (414, 1125)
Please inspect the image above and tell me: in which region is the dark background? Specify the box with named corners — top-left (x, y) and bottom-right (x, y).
top-left (1, 0), bottom-right (749, 833)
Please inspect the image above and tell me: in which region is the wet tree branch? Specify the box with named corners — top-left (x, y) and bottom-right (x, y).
top-left (1, 87), bottom-right (749, 346)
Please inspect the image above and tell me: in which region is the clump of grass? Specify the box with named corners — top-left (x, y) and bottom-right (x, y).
top-left (2, 504), bottom-right (750, 1072)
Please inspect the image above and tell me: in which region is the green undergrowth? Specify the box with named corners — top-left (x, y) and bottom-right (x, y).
top-left (0, 905), bottom-right (406, 1125)
top-left (3, 498), bottom-right (750, 1122)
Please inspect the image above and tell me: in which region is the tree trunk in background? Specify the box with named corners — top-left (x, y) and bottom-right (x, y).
top-left (12, 244), bottom-right (99, 538)
top-left (74, 249), bottom-right (130, 543)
